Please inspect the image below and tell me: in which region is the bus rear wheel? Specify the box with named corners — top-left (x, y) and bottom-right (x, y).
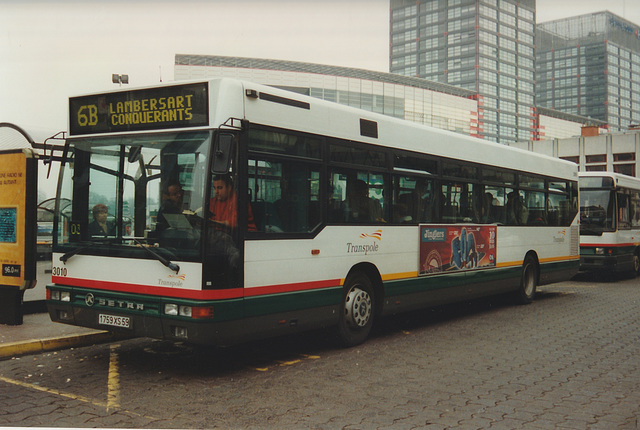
top-left (337, 273), bottom-right (375, 347)
top-left (633, 251), bottom-right (640, 276)
top-left (516, 255), bottom-right (538, 305)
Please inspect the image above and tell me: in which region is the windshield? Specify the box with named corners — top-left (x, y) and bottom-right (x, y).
top-left (580, 189), bottom-right (615, 235)
top-left (54, 131), bottom-right (210, 262)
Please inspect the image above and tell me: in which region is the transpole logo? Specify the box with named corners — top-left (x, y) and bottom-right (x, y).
top-left (347, 230), bottom-right (382, 255)
top-left (158, 273), bottom-right (186, 287)
top-left (359, 229), bottom-right (382, 240)
top-left (553, 229), bottom-right (567, 243)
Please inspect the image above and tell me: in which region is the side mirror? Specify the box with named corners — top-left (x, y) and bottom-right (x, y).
top-left (212, 133), bottom-right (234, 174)
top-left (128, 145), bottom-right (142, 163)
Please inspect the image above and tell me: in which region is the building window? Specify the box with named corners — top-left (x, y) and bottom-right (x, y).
top-left (560, 156), bottom-right (579, 164)
top-left (479, 5), bottom-right (497, 19)
top-left (518, 6), bottom-right (534, 21)
top-left (499, 38), bottom-right (516, 52)
top-left (614, 153), bottom-right (635, 162)
top-left (614, 164), bottom-right (635, 176)
top-left (586, 154), bottom-right (606, 164)
top-left (518, 20), bottom-right (533, 33)
top-left (499, 12), bottom-right (516, 26)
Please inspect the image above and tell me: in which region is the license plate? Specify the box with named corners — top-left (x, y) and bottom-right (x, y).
top-left (98, 313), bottom-right (131, 329)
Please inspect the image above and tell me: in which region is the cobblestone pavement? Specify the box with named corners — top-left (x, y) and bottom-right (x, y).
top-left (0, 274), bottom-right (639, 429)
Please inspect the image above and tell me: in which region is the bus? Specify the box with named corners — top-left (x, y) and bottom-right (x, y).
top-left (46, 79), bottom-right (579, 347)
top-left (579, 171), bottom-right (640, 275)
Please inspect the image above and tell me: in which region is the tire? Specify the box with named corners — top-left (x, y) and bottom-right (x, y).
top-left (337, 272), bottom-right (375, 347)
top-left (516, 255), bottom-right (538, 305)
top-left (632, 251), bottom-right (640, 277)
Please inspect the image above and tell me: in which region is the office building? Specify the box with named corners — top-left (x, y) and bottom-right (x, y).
top-left (389, 0), bottom-right (536, 143)
top-left (537, 11), bottom-right (640, 133)
top-left (535, 107), bottom-right (607, 141)
top-left (511, 127), bottom-right (640, 177)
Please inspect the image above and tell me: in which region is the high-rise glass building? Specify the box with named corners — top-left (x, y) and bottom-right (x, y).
top-left (536, 12), bottom-right (640, 132)
top-left (389, 0), bottom-right (536, 143)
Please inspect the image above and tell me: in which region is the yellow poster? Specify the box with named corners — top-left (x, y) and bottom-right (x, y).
top-left (0, 149), bottom-right (37, 289)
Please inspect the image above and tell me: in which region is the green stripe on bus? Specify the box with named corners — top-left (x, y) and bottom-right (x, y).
top-left (243, 287), bottom-right (342, 318)
top-left (383, 267), bottom-right (519, 297)
top-left (539, 259), bottom-right (580, 275)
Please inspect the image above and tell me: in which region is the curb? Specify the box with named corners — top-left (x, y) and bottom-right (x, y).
top-left (0, 331), bottom-right (120, 360)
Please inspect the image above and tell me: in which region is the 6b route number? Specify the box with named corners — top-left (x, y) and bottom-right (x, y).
top-left (77, 105), bottom-right (98, 127)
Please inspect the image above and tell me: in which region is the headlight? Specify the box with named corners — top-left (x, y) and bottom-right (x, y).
top-left (595, 248), bottom-right (604, 255)
top-left (164, 303), bottom-right (178, 316)
top-left (179, 306), bottom-right (192, 317)
top-left (51, 291), bottom-right (71, 301)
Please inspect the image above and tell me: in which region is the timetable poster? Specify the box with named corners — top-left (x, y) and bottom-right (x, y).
top-left (0, 149), bottom-right (36, 288)
top-left (419, 225), bottom-right (497, 276)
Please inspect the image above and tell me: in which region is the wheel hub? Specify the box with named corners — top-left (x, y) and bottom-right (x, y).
top-left (345, 287), bottom-right (372, 328)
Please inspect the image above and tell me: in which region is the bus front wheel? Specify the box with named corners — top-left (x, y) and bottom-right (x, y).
top-left (516, 255), bottom-right (538, 305)
top-left (337, 273), bottom-right (375, 347)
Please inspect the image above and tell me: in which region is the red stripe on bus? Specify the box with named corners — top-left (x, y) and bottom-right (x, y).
top-left (580, 243), bottom-right (640, 248)
top-left (51, 277), bottom-right (341, 299)
top-left (51, 276), bottom-right (243, 300)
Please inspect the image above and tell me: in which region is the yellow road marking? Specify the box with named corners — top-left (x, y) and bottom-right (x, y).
top-left (0, 350), bottom-right (158, 420)
top-left (0, 374), bottom-right (108, 409)
top-left (278, 359), bottom-right (301, 366)
top-left (107, 344), bottom-right (121, 411)
top-left (253, 353), bottom-right (320, 372)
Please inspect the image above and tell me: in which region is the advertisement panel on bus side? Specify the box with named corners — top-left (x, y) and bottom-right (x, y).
top-left (419, 224), bottom-right (497, 275)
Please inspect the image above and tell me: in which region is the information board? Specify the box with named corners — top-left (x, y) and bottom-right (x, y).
top-left (0, 149), bottom-right (37, 289)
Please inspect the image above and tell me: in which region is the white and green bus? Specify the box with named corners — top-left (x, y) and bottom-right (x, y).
top-left (47, 79), bottom-right (579, 346)
top-left (579, 171), bottom-right (640, 275)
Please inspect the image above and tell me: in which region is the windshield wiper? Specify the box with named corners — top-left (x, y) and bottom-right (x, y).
top-left (59, 240), bottom-right (113, 263)
top-left (133, 238), bottom-right (180, 274)
top-left (60, 238), bottom-right (180, 274)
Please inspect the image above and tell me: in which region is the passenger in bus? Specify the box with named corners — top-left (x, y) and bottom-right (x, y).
top-left (481, 192), bottom-right (497, 223)
top-left (88, 204), bottom-right (115, 237)
top-left (345, 179), bottom-right (384, 223)
top-left (156, 183), bottom-right (185, 233)
top-left (506, 191), bottom-right (529, 225)
top-left (209, 174), bottom-right (257, 232)
top-left (394, 202), bottom-right (413, 223)
top-left (397, 182), bottom-right (431, 223)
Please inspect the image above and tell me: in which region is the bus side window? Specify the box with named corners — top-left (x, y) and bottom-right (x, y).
top-left (441, 182), bottom-right (460, 222)
top-left (524, 190), bottom-right (546, 226)
top-left (618, 192), bottom-right (631, 229)
top-left (393, 176), bottom-right (434, 224)
top-left (249, 158), bottom-right (320, 233)
top-left (506, 188), bottom-right (528, 226)
top-left (631, 193), bottom-right (640, 228)
top-left (484, 186), bottom-right (506, 224)
top-left (345, 176), bottom-right (384, 223)
top-left (331, 170), bottom-right (386, 224)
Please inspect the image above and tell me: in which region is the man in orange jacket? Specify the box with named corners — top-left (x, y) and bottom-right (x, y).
top-left (209, 175), bottom-right (257, 232)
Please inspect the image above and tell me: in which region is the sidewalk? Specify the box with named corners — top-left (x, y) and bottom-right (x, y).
top-left (0, 307), bottom-right (118, 360)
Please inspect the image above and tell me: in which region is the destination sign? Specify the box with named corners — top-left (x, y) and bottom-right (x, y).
top-left (69, 82), bottom-right (209, 135)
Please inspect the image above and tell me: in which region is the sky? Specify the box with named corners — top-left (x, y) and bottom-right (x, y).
top-left (1, 0), bottom-right (639, 141)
